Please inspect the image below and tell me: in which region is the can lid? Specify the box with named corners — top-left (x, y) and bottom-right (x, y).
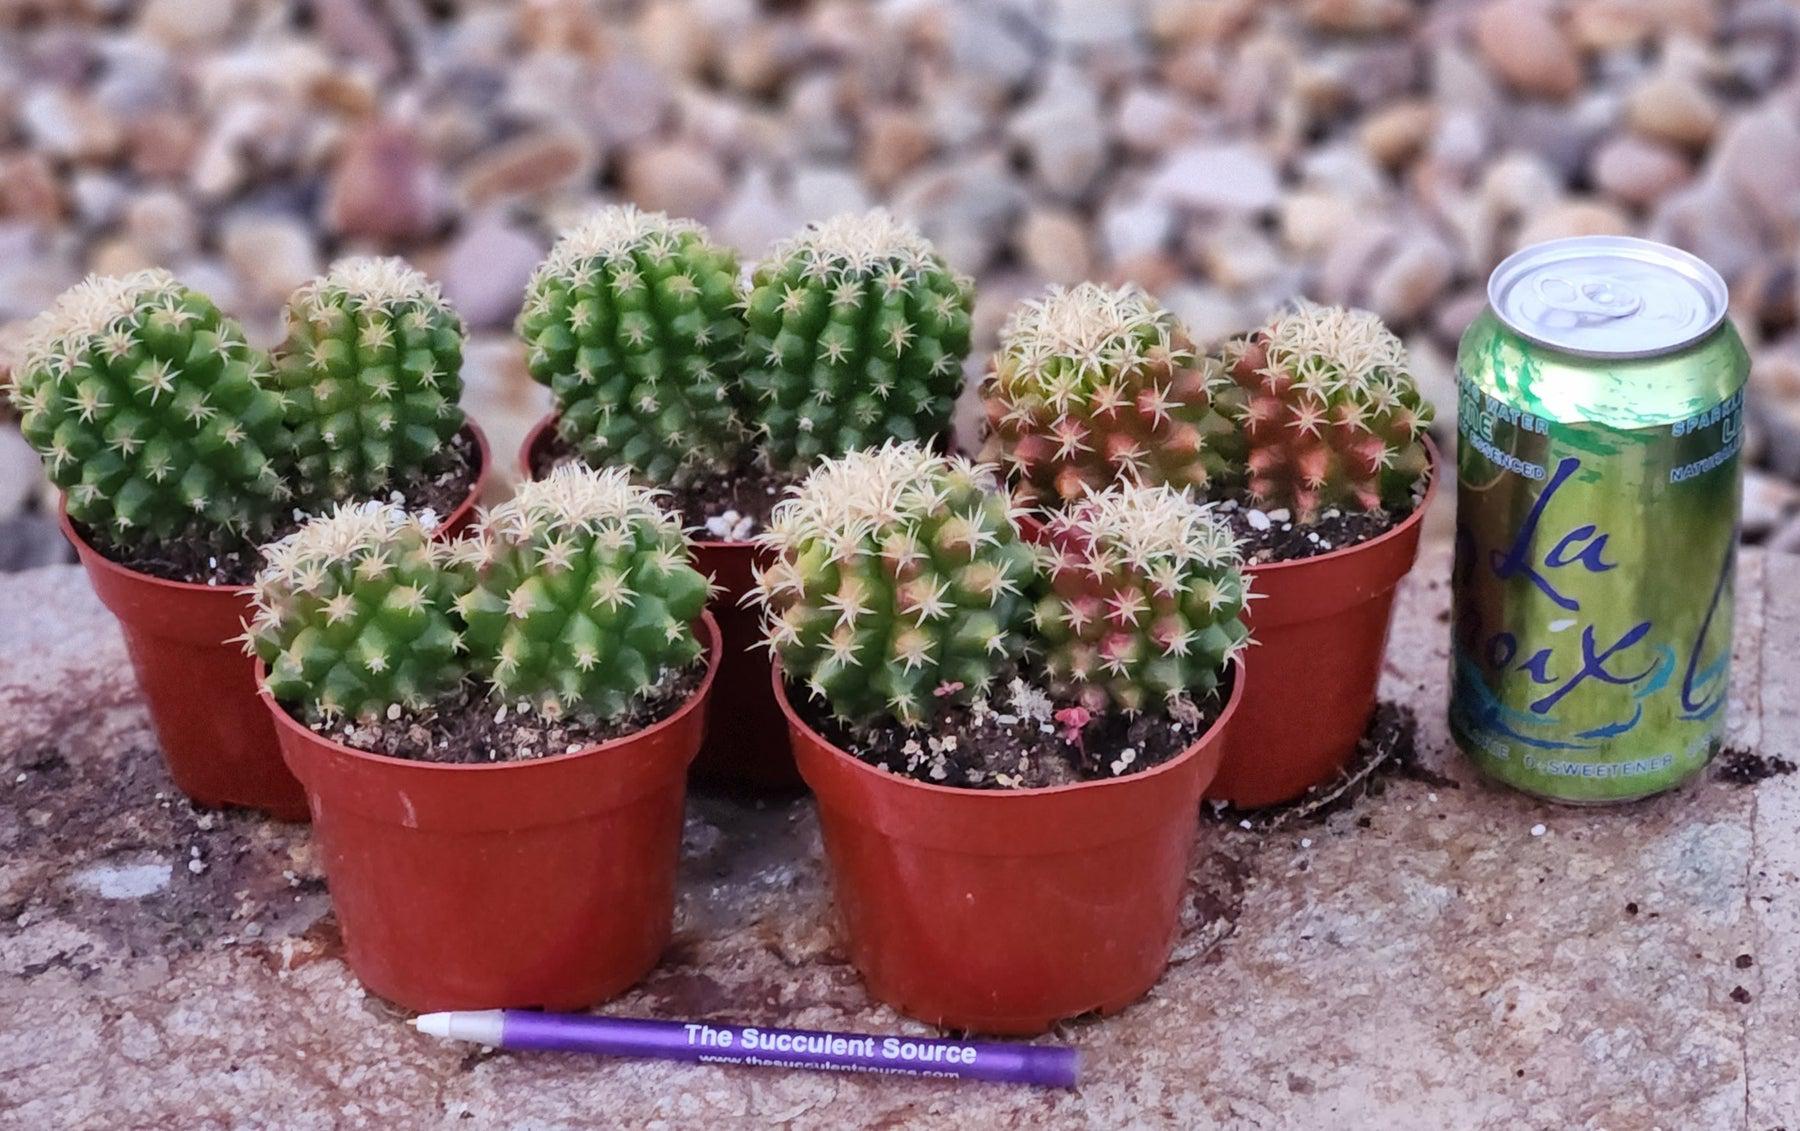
top-left (1487, 236), bottom-right (1729, 359)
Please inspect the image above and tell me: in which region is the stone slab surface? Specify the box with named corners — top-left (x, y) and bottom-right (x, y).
top-left (1, 548), bottom-right (1796, 1130)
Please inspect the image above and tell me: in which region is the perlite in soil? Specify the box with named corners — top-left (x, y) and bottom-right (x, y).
top-left (1450, 236), bottom-right (1746, 803)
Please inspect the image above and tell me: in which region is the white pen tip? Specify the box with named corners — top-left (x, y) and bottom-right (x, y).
top-left (412, 1012), bottom-right (454, 1039)
top-left (409, 1010), bottom-right (504, 1045)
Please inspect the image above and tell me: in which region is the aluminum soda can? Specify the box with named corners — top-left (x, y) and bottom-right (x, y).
top-left (1450, 236), bottom-right (1747, 803)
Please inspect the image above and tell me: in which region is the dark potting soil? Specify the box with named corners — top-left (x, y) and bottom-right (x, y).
top-left (1212, 494), bottom-right (1413, 565)
top-left (304, 663), bottom-right (707, 764)
top-left (787, 665), bottom-right (1233, 790)
top-left (1713, 746), bottom-right (1797, 785)
top-left (80, 428), bottom-right (483, 587)
top-left (531, 432), bottom-right (798, 539)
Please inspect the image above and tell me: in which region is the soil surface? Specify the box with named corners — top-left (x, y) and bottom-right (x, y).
top-left (1714, 745), bottom-right (1798, 784)
top-left (531, 432), bottom-right (798, 539)
top-left (80, 427), bottom-right (484, 587)
top-left (1214, 494), bottom-right (1413, 565)
top-left (787, 665), bottom-right (1232, 789)
top-left (299, 664), bottom-right (707, 764)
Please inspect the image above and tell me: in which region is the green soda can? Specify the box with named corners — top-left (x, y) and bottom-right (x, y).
top-left (1450, 236), bottom-right (1746, 803)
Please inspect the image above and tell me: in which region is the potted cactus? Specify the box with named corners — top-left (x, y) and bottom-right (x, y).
top-left (981, 289), bottom-right (1436, 808)
top-left (520, 207), bottom-right (973, 792)
top-left (271, 256), bottom-right (489, 535)
top-left (1200, 302), bottom-right (1436, 806)
top-left (11, 269), bottom-right (309, 816)
top-left (981, 281), bottom-right (1239, 512)
top-left (7, 263), bottom-right (490, 819)
top-left (753, 443), bottom-right (1246, 1034)
top-left (249, 465), bottom-right (719, 1011)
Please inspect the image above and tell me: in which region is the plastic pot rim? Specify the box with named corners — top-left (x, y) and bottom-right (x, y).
top-left (254, 609), bottom-right (723, 777)
top-left (771, 652), bottom-right (1246, 805)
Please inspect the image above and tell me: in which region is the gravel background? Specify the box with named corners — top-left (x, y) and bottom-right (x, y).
top-left (1, 0), bottom-right (1798, 563)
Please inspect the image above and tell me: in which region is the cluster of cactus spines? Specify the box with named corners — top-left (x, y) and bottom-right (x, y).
top-left (1220, 301), bottom-right (1433, 524)
top-left (246, 502), bottom-right (467, 723)
top-left (457, 464), bottom-right (711, 719)
top-left (750, 442), bottom-right (1036, 726)
top-left (980, 282), bottom-right (1240, 511)
top-left (10, 269), bottom-right (291, 542)
top-left (740, 210), bottom-right (974, 471)
top-left (274, 257), bottom-right (466, 502)
top-left (1034, 482), bottom-right (1250, 714)
top-left (519, 206), bottom-right (749, 486)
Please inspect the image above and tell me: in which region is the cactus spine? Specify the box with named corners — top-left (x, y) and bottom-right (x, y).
top-left (751, 442), bottom-right (1037, 726)
top-left (274, 257), bottom-right (467, 503)
top-left (1034, 482), bottom-right (1249, 713)
top-left (10, 270), bottom-right (290, 541)
top-left (247, 502), bottom-right (467, 722)
top-left (1220, 302), bottom-right (1432, 523)
top-left (980, 282), bottom-right (1240, 511)
top-left (519, 206), bottom-right (747, 485)
top-left (741, 211), bottom-right (973, 471)
top-left (457, 464), bottom-right (711, 719)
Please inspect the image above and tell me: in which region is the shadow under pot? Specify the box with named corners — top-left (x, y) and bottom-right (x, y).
top-left (59, 421), bottom-right (493, 822)
top-left (259, 611), bottom-right (720, 1012)
top-left (1206, 435), bottom-right (1440, 808)
top-left (776, 657), bottom-right (1245, 1036)
top-left (520, 413), bottom-right (803, 794)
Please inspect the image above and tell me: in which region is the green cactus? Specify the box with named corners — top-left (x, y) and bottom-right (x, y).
top-left (980, 282), bottom-right (1240, 511)
top-left (1219, 302), bottom-right (1433, 523)
top-left (751, 442), bottom-right (1037, 727)
top-left (741, 211), bottom-right (973, 471)
top-left (10, 269), bottom-right (290, 542)
top-left (246, 502), bottom-right (468, 723)
top-left (274, 257), bottom-right (466, 502)
top-left (518, 206), bottom-right (747, 486)
top-left (457, 463), bottom-right (711, 719)
top-left (1034, 482), bottom-right (1249, 713)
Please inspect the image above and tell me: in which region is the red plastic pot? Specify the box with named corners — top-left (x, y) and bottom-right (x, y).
top-left (259, 613), bottom-right (720, 1012)
top-left (521, 414), bottom-right (802, 792)
top-left (1207, 437), bottom-right (1440, 807)
top-left (778, 658), bottom-right (1244, 1035)
top-left (58, 423), bottom-right (491, 822)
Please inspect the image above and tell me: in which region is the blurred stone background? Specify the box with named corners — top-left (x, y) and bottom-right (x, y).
top-left (1, 0), bottom-right (1799, 570)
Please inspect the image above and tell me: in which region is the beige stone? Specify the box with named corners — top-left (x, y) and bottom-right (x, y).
top-left (1514, 198), bottom-right (1631, 249)
top-left (1627, 74), bottom-right (1722, 150)
top-left (1359, 99), bottom-right (1436, 168)
top-left (621, 142), bottom-right (729, 219)
top-left (859, 108), bottom-right (934, 191)
top-left (1016, 207), bottom-right (1094, 285)
top-left (1590, 134), bottom-right (1691, 208)
top-left (1473, 1), bottom-right (1583, 100)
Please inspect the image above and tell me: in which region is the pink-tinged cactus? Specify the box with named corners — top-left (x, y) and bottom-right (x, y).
top-left (1034, 482), bottom-right (1249, 714)
top-left (980, 283), bottom-right (1239, 510)
top-left (1220, 302), bottom-right (1432, 523)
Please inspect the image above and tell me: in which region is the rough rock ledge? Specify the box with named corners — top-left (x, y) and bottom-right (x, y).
top-left (2, 548), bottom-right (1796, 1129)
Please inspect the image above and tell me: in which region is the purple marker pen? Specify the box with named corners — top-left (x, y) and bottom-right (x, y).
top-left (412, 1011), bottom-right (1079, 1089)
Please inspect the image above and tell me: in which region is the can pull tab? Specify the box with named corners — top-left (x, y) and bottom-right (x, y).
top-left (1533, 275), bottom-right (1643, 325)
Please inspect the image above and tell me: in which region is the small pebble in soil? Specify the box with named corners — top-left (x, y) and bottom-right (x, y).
top-left (1530, 823), bottom-right (1547, 837)
top-left (1730, 986), bottom-right (1753, 1004)
top-left (1735, 953), bottom-right (1754, 969)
